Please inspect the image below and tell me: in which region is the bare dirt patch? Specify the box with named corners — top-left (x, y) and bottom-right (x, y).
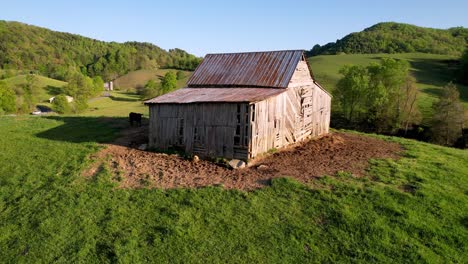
top-left (84, 126), bottom-right (402, 190)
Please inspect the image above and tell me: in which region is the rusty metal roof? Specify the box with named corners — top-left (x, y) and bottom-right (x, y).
top-left (144, 88), bottom-right (286, 104)
top-left (187, 50), bottom-right (304, 88)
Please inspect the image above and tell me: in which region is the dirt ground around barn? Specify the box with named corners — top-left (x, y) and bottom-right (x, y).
top-left (84, 125), bottom-right (402, 191)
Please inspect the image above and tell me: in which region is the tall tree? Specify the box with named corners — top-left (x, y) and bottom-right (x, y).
top-left (160, 72), bottom-right (177, 95)
top-left (17, 74), bottom-right (40, 113)
top-left (52, 94), bottom-right (71, 114)
top-left (333, 65), bottom-right (369, 122)
top-left (431, 82), bottom-right (464, 146)
top-left (0, 82), bottom-right (16, 114)
top-left (367, 58), bottom-right (410, 132)
top-left (400, 75), bottom-right (421, 134)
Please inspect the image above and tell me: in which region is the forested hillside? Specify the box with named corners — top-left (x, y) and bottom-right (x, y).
top-left (0, 21), bottom-right (201, 81)
top-left (307, 22), bottom-right (468, 56)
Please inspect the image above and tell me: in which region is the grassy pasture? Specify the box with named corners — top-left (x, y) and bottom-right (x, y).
top-left (1, 74), bottom-right (67, 103)
top-left (0, 116), bottom-right (466, 262)
top-left (114, 69), bottom-right (192, 91)
top-left (309, 53), bottom-right (468, 121)
top-left (83, 69), bottom-right (193, 117)
top-left (83, 91), bottom-right (148, 117)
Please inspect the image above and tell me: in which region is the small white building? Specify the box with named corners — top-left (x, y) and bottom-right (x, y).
top-left (104, 81), bottom-right (114, 91)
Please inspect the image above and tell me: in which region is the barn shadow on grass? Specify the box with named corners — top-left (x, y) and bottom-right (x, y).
top-left (35, 116), bottom-right (148, 145)
top-left (109, 95), bottom-right (141, 102)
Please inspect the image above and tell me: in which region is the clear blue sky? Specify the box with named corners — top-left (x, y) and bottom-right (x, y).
top-left (3, 0), bottom-right (468, 56)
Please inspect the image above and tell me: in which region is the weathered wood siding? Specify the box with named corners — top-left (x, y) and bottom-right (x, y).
top-left (148, 103), bottom-right (251, 160)
top-left (249, 60), bottom-right (331, 158)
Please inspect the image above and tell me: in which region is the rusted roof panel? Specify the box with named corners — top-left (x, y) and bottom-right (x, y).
top-left (144, 88), bottom-right (286, 104)
top-left (187, 50), bottom-right (304, 88)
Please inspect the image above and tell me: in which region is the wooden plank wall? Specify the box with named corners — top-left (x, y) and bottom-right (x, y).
top-left (148, 103), bottom-right (250, 160)
top-left (249, 60), bottom-right (331, 158)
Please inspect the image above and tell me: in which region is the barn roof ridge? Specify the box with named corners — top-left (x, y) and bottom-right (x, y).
top-left (204, 49), bottom-right (304, 56)
top-left (187, 50), bottom-right (305, 88)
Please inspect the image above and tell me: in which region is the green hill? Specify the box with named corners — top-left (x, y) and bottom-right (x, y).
top-left (114, 69), bottom-right (193, 90)
top-left (307, 22), bottom-right (468, 56)
top-left (0, 21), bottom-right (201, 81)
top-left (0, 116), bottom-right (466, 262)
top-left (1, 74), bottom-right (67, 102)
top-left (309, 53), bottom-right (468, 122)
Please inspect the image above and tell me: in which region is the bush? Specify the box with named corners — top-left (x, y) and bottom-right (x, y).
top-left (52, 94), bottom-right (71, 114)
top-left (140, 79), bottom-right (159, 99)
top-left (0, 82), bottom-right (16, 114)
top-left (161, 72), bottom-right (177, 94)
top-left (176, 71), bottom-right (184, 80)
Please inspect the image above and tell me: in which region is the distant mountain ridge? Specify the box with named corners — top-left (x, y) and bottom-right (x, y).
top-left (307, 22), bottom-right (468, 56)
top-left (0, 21), bottom-right (201, 81)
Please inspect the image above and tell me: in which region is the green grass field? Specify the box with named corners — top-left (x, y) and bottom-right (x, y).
top-left (0, 116), bottom-right (466, 262)
top-left (309, 53), bottom-right (468, 121)
top-left (114, 69), bottom-right (192, 91)
top-left (83, 69), bottom-right (193, 117)
top-left (83, 91), bottom-right (148, 117)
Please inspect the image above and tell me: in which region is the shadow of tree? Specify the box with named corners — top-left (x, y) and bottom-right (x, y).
top-left (409, 58), bottom-right (459, 86)
top-left (44, 85), bottom-right (63, 96)
top-left (35, 116), bottom-right (129, 143)
top-left (109, 95), bottom-right (141, 102)
top-left (370, 56), bottom-right (467, 103)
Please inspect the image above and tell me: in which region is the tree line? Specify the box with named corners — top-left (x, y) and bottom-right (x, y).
top-left (0, 21), bottom-right (203, 114)
top-left (306, 22), bottom-right (468, 57)
top-left (0, 21), bottom-right (202, 81)
top-left (333, 57), bottom-right (466, 147)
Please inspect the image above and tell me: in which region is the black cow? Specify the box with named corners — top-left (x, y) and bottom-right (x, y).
top-left (129, 112), bottom-right (143, 127)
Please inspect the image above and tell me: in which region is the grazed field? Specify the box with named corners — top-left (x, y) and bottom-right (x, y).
top-left (113, 68), bottom-right (192, 91)
top-left (82, 91), bottom-right (148, 117)
top-left (309, 53), bottom-right (468, 121)
top-left (1, 116), bottom-right (467, 262)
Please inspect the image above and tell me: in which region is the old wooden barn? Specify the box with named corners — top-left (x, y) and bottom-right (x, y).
top-left (145, 50), bottom-right (331, 160)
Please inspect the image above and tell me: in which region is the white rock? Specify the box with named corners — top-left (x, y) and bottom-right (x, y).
top-left (229, 159), bottom-right (246, 169)
top-left (192, 155), bottom-right (200, 163)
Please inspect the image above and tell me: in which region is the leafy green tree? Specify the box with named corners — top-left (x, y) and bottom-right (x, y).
top-left (73, 96), bottom-right (89, 113)
top-left (176, 71), bottom-right (185, 80)
top-left (367, 58), bottom-right (410, 132)
top-left (92, 76), bottom-right (104, 96)
top-left (52, 94), bottom-right (71, 114)
top-left (160, 72), bottom-right (177, 94)
top-left (140, 79), bottom-right (159, 99)
top-left (307, 22), bottom-right (468, 56)
top-left (431, 82), bottom-right (464, 146)
top-left (64, 72), bottom-right (96, 97)
top-left (0, 82), bottom-right (16, 114)
top-left (335, 58), bottom-right (419, 133)
top-left (400, 76), bottom-right (421, 134)
top-left (15, 74), bottom-right (41, 113)
top-left (333, 65), bottom-right (369, 122)
top-left (0, 21), bottom-right (201, 81)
